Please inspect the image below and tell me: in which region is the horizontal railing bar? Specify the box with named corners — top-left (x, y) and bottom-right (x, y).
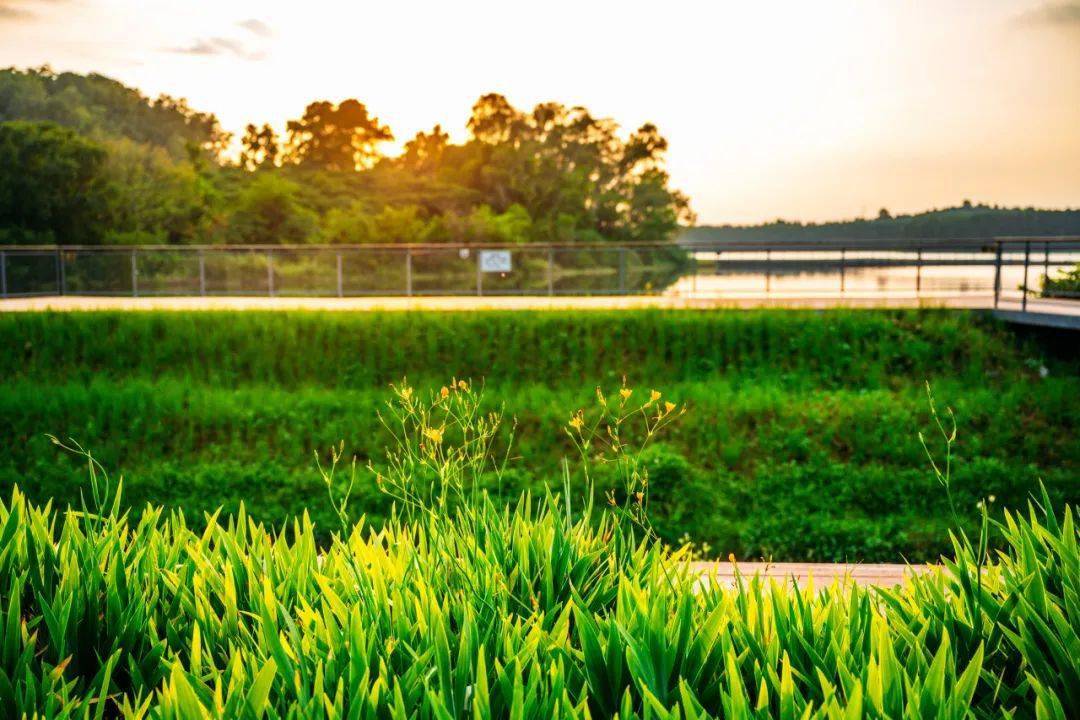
top-left (695, 259), bottom-right (1077, 268)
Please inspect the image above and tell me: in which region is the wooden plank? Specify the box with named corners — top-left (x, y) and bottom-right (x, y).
top-left (692, 561), bottom-right (934, 588)
top-left (993, 310), bottom-right (1080, 331)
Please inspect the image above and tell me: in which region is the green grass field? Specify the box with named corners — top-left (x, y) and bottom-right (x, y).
top-left (1, 309), bottom-right (1076, 561)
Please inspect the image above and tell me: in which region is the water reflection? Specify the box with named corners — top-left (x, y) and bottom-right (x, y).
top-left (667, 250), bottom-right (1080, 299)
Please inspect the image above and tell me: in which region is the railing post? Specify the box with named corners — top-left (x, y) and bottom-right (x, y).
top-left (56, 247), bottom-right (66, 295)
top-left (0, 250), bottom-right (6, 298)
top-left (618, 247), bottom-right (627, 294)
top-left (993, 242), bottom-right (1002, 309)
top-left (267, 250), bottom-right (275, 297)
top-left (476, 249), bottom-right (483, 296)
top-left (1044, 241), bottom-right (1050, 287)
top-left (405, 249), bottom-right (413, 296)
top-left (547, 247), bottom-right (554, 296)
top-left (915, 249), bottom-right (922, 296)
top-left (336, 251), bottom-right (344, 297)
top-left (839, 248), bottom-right (846, 294)
top-left (1021, 240), bottom-right (1030, 312)
top-left (198, 250), bottom-right (206, 296)
top-left (131, 248), bottom-right (138, 297)
top-left (765, 249), bottom-right (771, 294)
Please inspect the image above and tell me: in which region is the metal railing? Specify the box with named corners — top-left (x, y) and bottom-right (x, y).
top-left (1, 237), bottom-right (1078, 312)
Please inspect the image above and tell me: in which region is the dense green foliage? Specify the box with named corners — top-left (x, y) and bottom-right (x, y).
top-left (2, 310), bottom-right (1076, 562)
top-left (0, 449), bottom-right (1076, 717)
top-left (0, 121), bottom-right (108, 245)
top-left (0, 67), bottom-right (691, 246)
top-left (1043, 264), bottom-right (1080, 298)
top-left (682, 201), bottom-right (1080, 244)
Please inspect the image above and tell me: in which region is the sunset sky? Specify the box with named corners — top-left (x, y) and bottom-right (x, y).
top-left (2, 0), bottom-right (1078, 224)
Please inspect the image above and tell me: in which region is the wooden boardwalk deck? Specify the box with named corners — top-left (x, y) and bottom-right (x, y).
top-left (0, 293), bottom-right (1005, 313)
top-left (692, 561), bottom-right (933, 588)
top-left (993, 309), bottom-right (1080, 331)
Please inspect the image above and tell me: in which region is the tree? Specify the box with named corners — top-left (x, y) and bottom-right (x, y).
top-left (0, 67), bottom-right (229, 162)
top-left (0, 121), bottom-right (108, 244)
top-left (398, 124), bottom-right (448, 174)
top-left (284, 100), bottom-right (393, 171)
top-left (460, 94), bottom-right (691, 242)
top-left (622, 123), bottom-right (668, 174)
top-left (225, 174), bottom-right (316, 244)
top-left (98, 136), bottom-right (213, 244)
top-left (371, 205), bottom-right (432, 243)
top-left (0, 69), bottom-right (698, 247)
top-left (467, 94), bottom-right (524, 145)
top-left (240, 123), bottom-right (280, 170)
top-left (321, 200), bottom-right (376, 243)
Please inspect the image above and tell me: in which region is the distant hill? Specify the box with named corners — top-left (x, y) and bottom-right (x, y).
top-left (681, 203), bottom-right (1080, 246)
top-left (0, 66), bottom-right (226, 158)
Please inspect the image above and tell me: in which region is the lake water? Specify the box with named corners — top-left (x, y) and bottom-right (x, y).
top-left (665, 249), bottom-right (1080, 300)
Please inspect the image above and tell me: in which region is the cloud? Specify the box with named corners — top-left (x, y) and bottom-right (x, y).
top-left (0, 0), bottom-right (63, 22)
top-left (237, 18), bottom-right (272, 37)
top-left (1015, 2), bottom-right (1080, 26)
top-left (167, 36), bottom-right (266, 60)
top-left (167, 18), bottom-right (274, 60)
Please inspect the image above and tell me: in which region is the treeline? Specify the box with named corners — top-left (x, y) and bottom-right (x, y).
top-left (682, 201), bottom-right (1080, 244)
top-left (0, 67), bottom-right (693, 246)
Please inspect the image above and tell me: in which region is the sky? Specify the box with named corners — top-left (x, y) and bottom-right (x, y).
top-left (1, 0), bottom-right (1078, 225)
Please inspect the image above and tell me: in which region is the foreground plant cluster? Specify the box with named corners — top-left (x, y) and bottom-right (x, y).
top-left (1, 485), bottom-right (1076, 719)
top-left (1, 384), bottom-right (1078, 719)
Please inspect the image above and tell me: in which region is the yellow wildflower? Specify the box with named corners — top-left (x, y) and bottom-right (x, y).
top-left (423, 427), bottom-right (444, 444)
top-left (440, 386), bottom-right (450, 399)
top-left (619, 387), bottom-right (632, 401)
top-left (664, 401), bottom-right (676, 415)
top-left (650, 390), bottom-right (661, 403)
top-left (457, 380), bottom-right (469, 391)
top-left (568, 412), bottom-right (584, 431)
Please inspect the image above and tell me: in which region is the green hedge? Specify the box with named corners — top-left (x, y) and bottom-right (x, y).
top-left (0, 309), bottom-right (1032, 387)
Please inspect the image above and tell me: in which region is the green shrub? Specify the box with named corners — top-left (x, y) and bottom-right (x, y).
top-left (1043, 264), bottom-right (1080, 297)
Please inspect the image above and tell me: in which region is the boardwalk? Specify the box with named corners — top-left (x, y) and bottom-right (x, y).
top-left (0, 292), bottom-right (1051, 313)
top-left (693, 561), bottom-right (932, 589)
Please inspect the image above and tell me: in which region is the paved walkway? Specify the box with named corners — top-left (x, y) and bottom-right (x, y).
top-left (0, 293), bottom-right (1011, 312)
top-left (693, 561), bottom-right (932, 588)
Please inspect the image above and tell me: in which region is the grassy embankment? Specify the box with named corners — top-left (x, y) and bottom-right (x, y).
top-left (0, 309), bottom-right (1076, 561)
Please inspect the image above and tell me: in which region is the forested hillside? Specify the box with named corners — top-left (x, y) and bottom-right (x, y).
top-left (0, 67), bottom-right (692, 245)
top-left (682, 202), bottom-right (1080, 244)
top-left (3, 67), bottom-right (1076, 248)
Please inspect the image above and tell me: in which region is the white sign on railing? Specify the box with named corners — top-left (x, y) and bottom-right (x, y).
top-left (479, 250), bottom-right (512, 273)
